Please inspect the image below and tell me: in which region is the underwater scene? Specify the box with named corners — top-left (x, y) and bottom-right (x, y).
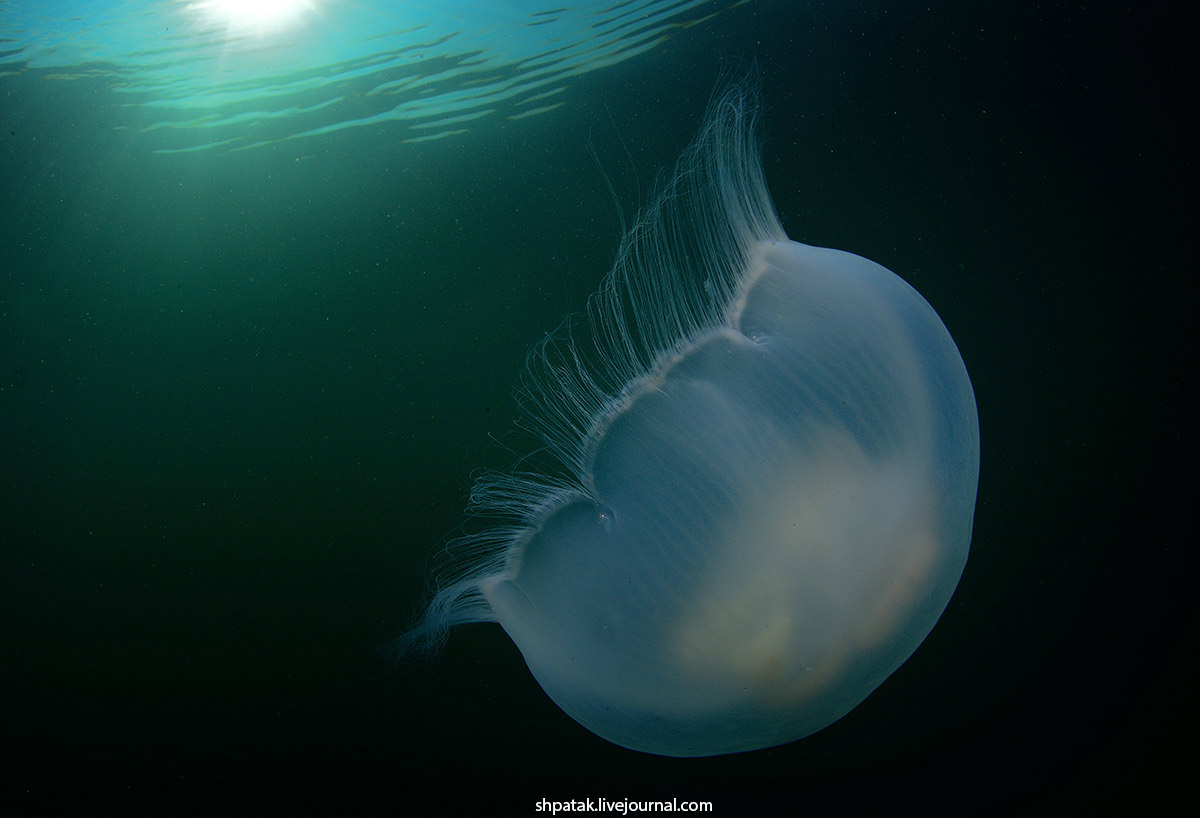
top-left (1, 0), bottom-right (1189, 814)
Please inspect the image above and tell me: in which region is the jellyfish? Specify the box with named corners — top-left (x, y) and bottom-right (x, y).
top-left (398, 78), bottom-right (980, 757)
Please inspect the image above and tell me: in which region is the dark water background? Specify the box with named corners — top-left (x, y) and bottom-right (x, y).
top-left (1, 1), bottom-right (1189, 814)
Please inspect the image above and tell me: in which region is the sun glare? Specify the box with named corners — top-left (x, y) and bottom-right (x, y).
top-left (190, 0), bottom-right (318, 37)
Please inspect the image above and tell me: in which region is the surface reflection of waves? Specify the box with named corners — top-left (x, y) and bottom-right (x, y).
top-left (0, 0), bottom-right (747, 153)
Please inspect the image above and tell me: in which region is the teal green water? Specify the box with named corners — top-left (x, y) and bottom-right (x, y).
top-left (2, 0), bottom-right (742, 153)
top-left (0, 1), bottom-right (1188, 814)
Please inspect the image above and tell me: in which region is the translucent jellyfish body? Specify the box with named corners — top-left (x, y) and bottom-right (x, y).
top-left (400, 81), bottom-right (980, 757)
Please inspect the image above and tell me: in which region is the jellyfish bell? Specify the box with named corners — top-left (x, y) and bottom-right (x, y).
top-left (398, 79), bottom-right (980, 757)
